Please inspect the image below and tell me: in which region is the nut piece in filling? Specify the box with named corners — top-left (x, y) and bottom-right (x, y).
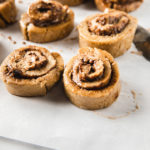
top-left (20, 0), bottom-right (74, 43)
top-left (95, 0), bottom-right (143, 13)
top-left (78, 9), bottom-right (138, 57)
top-left (0, 45), bottom-right (64, 97)
top-left (53, 0), bottom-right (84, 6)
top-left (0, 0), bottom-right (17, 28)
top-left (63, 47), bottom-right (120, 110)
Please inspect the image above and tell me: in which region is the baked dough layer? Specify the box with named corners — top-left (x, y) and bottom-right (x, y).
top-left (54, 0), bottom-right (84, 6)
top-left (20, 0), bottom-right (74, 43)
top-left (78, 9), bottom-right (138, 57)
top-left (63, 47), bottom-right (120, 110)
top-left (95, 0), bottom-right (143, 12)
top-left (0, 0), bottom-right (17, 28)
top-left (0, 46), bottom-right (64, 97)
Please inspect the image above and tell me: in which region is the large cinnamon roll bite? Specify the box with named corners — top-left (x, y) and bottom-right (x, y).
top-left (78, 9), bottom-right (137, 57)
top-left (63, 47), bottom-right (120, 110)
top-left (20, 0), bottom-right (74, 43)
top-left (0, 46), bottom-right (64, 97)
top-left (0, 0), bottom-right (17, 28)
top-left (53, 0), bottom-right (84, 6)
top-left (95, 0), bottom-right (143, 13)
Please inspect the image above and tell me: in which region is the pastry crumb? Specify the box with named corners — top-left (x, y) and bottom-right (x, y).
top-left (13, 41), bottom-right (17, 44)
top-left (8, 36), bottom-right (12, 41)
top-left (22, 41), bottom-right (26, 45)
top-left (130, 51), bottom-right (143, 56)
top-left (131, 90), bottom-right (136, 99)
top-left (136, 105), bottom-right (139, 110)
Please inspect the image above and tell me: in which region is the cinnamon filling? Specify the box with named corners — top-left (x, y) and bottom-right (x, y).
top-left (4, 47), bottom-right (56, 79)
top-left (72, 49), bottom-right (112, 90)
top-left (28, 0), bottom-right (68, 27)
top-left (88, 11), bottom-right (129, 36)
top-left (0, 0), bottom-right (5, 3)
top-left (103, 0), bottom-right (143, 5)
top-left (103, 0), bottom-right (142, 6)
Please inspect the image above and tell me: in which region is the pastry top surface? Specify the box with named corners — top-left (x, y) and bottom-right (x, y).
top-left (103, 0), bottom-right (143, 5)
top-left (88, 10), bottom-right (129, 36)
top-left (64, 47), bottom-right (120, 94)
top-left (0, 46), bottom-right (59, 81)
top-left (28, 0), bottom-right (69, 27)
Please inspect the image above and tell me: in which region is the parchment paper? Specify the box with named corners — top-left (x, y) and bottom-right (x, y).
top-left (0, 0), bottom-right (150, 150)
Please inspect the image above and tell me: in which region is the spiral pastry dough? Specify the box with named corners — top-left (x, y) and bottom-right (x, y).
top-left (63, 47), bottom-right (120, 110)
top-left (53, 0), bottom-right (84, 6)
top-left (20, 0), bottom-right (74, 43)
top-left (78, 9), bottom-right (137, 57)
top-left (95, 0), bottom-right (143, 12)
top-left (0, 46), bottom-right (64, 97)
top-left (0, 0), bottom-right (17, 28)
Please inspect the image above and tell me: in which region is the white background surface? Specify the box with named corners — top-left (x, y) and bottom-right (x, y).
top-left (0, 0), bottom-right (150, 150)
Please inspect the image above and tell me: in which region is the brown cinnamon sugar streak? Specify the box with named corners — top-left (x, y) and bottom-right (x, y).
top-left (88, 11), bottom-right (129, 36)
top-left (54, 0), bottom-right (84, 6)
top-left (63, 47), bottom-right (120, 110)
top-left (0, 46), bottom-right (64, 96)
top-left (28, 0), bottom-right (69, 27)
top-left (72, 49), bottom-right (112, 90)
top-left (4, 48), bottom-right (51, 79)
top-left (95, 0), bottom-right (143, 12)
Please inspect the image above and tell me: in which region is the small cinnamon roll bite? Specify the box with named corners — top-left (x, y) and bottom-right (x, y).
top-left (0, 46), bottom-right (64, 97)
top-left (95, 0), bottom-right (143, 13)
top-left (53, 0), bottom-right (84, 6)
top-left (63, 47), bottom-right (120, 110)
top-left (0, 0), bottom-right (17, 28)
top-left (78, 9), bottom-right (137, 57)
top-left (20, 0), bottom-right (74, 43)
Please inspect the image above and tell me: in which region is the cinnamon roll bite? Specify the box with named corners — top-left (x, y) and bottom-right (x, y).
top-left (95, 0), bottom-right (143, 12)
top-left (20, 0), bottom-right (74, 43)
top-left (0, 46), bottom-right (64, 97)
top-left (0, 0), bottom-right (17, 28)
top-left (63, 47), bottom-right (120, 110)
top-left (53, 0), bottom-right (84, 6)
top-left (78, 9), bottom-right (137, 57)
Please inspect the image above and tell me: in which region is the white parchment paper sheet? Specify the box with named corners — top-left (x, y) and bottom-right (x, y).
top-left (0, 0), bottom-right (150, 150)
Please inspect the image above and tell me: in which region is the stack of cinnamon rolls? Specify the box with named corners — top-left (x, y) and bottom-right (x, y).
top-left (0, 0), bottom-right (143, 110)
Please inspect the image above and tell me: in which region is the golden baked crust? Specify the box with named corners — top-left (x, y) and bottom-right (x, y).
top-left (63, 47), bottom-right (120, 110)
top-left (78, 9), bottom-right (138, 57)
top-left (0, 0), bottom-right (17, 28)
top-left (0, 45), bottom-right (64, 97)
top-left (95, 0), bottom-right (143, 12)
top-left (20, 0), bottom-right (74, 43)
top-left (53, 0), bottom-right (84, 6)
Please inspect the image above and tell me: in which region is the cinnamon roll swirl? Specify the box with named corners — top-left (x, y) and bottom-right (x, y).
top-left (20, 0), bottom-right (74, 43)
top-left (95, 0), bottom-right (143, 12)
top-left (0, 0), bottom-right (17, 28)
top-left (63, 47), bottom-right (120, 110)
top-left (78, 9), bottom-right (137, 57)
top-left (0, 46), bottom-right (64, 97)
top-left (54, 0), bottom-right (84, 6)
